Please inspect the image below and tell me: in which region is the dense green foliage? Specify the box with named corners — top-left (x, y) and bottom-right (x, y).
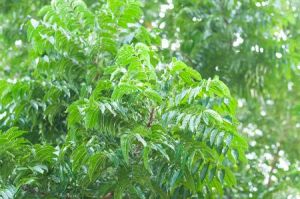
top-left (0, 0), bottom-right (247, 198)
top-left (142, 0), bottom-right (300, 198)
top-left (0, 0), bottom-right (299, 198)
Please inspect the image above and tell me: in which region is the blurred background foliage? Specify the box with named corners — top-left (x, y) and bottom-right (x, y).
top-left (0, 0), bottom-right (299, 198)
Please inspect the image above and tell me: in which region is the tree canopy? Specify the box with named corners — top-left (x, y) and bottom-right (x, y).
top-left (0, 0), bottom-right (299, 198)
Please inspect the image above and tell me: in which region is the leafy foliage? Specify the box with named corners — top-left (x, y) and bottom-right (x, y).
top-left (143, 0), bottom-right (300, 97)
top-left (2, 0), bottom-right (300, 198)
top-left (0, 0), bottom-right (247, 198)
top-left (142, 0), bottom-right (300, 198)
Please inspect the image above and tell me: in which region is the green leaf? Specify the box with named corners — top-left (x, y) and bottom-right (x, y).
top-left (152, 144), bottom-right (170, 161)
top-left (181, 114), bottom-right (191, 129)
top-left (30, 164), bottom-right (48, 174)
top-left (144, 89), bottom-right (163, 104)
top-left (224, 168), bottom-right (236, 186)
top-left (210, 129), bottom-right (218, 146)
top-left (91, 80), bottom-right (112, 98)
top-left (189, 115), bottom-right (197, 132)
top-left (225, 134), bottom-right (233, 146)
top-left (216, 131), bottom-right (225, 148)
top-left (121, 134), bottom-right (133, 164)
top-left (143, 146), bottom-right (152, 173)
top-left (184, 169), bottom-right (196, 192)
top-left (203, 127), bottom-right (212, 140)
top-left (185, 67), bottom-right (202, 81)
top-left (112, 83), bottom-right (139, 100)
top-left (171, 59), bottom-right (187, 74)
top-left (203, 109), bottom-right (223, 124)
top-left (170, 170), bottom-right (181, 191)
top-left (135, 134), bottom-right (147, 147)
top-left (85, 105), bottom-right (100, 129)
top-left (218, 169), bottom-right (225, 184)
top-left (231, 149), bottom-right (239, 162)
top-left (71, 145), bottom-right (88, 171)
top-left (210, 77), bottom-right (231, 97)
top-left (88, 152), bottom-right (106, 182)
top-left (209, 166), bottom-right (217, 182)
top-left (200, 163), bottom-right (210, 182)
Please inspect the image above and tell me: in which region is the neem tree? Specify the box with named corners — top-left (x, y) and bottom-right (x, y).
top-left (0, 0), bottom-right (247, 198)
top-left (142, 0), bottom-right (300, 198)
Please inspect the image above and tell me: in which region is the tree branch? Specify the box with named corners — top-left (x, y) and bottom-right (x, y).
top-left (147, 108), bottom-right (156, 128)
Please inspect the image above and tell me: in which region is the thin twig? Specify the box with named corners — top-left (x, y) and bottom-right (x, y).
top-left (147, 108), bottom-right (156, 128)
top-left (267, 147), bottom-right (280, 187)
